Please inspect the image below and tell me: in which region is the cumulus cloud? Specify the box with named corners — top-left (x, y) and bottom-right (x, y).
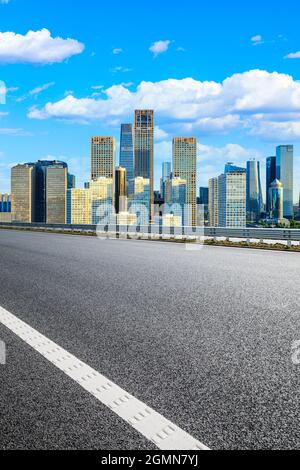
top-left (149, 40), bottom-right (171, 57)
top-left (0, 29), bottom-right (84, 64)
top-left (27, 69), bottom-right (300, 140)
top-left (285, 51), bottom-right (300, 59)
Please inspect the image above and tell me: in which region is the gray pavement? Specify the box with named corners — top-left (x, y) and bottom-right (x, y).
top-left (0, 229), bottom-right (300, 450)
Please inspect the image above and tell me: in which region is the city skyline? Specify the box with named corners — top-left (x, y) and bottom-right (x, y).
top-left (0, 1), bottom-right (300, 201)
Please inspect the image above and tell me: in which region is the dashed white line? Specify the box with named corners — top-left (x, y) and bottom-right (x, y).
top-left (0, 306), bottom-right (210, 451)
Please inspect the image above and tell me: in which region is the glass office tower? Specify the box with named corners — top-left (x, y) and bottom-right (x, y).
top-left (120, 124), bottom-right (134, 191)
top-left (276, 145), bottom-right (294, 219)
top-left (134, 110), bottom-right (154, 221)
top-left (34, 160), bottom-right (68, 223)
top-left (218, 171), bottom-right (246, 228)
top-left (269, 180), bottom-right (284, 221)
top-left (246, 160), bottom-right (263, 222)
top-left (160, 162), bottom-right (172, 201)
top-left (266, 156), bottom-right (277, 214)
top-left (173, 137), bottom-right (197, 227)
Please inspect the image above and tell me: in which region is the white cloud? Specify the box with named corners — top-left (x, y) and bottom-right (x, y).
top-left (27, 69), bottom-right (300, 141)
top-left (0, 29), bottom-right (84, 64)
top-left (112, 48), bottom-right (123, 55)
top-left (149, 40), bottom-right (171, 57)
top-left (29, 82), bottom-right (55, 96)
top-left (285, 51), bottom-right (300, 59)
top-left (251, 35), bottom-right (263, 45)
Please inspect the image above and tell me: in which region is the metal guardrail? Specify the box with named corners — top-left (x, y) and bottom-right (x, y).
top-left (1, 222), bottom-right (300, 241)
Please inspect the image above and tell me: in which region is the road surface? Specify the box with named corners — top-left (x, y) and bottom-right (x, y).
top-left (0, 230), bottom-right (300, 450)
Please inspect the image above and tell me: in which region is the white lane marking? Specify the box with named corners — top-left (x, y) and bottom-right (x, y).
top-left (0, 306), bottom-right (210, 451)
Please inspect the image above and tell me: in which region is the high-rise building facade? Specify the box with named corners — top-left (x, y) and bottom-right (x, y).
top-left (269, 180), bottom-right (284, 221)
top-left (115, 167), bottom-right (127, 214)
top-left (46, 165), bottom-right (68, 224)
top-left (91, 137), bottom-right (116, 181)
top-left (11, 164), bottom-right (35, 223)
top-left (0, 194), bottom-right (11, 213)
top-left (218, 172), bottom-right (246, 228)
top-left (266, 156), bottom-right (277, 213)
top-left (172, 137), bottom-right (197, 226)
top-left (90, 177), bottom-right (113, 225)
top-left (120, 124), bottom-right (134, 191)
top-left (67, 188), bottom-right (91, 225)
top-left (134, 110), bottom-right (154, 221)
top-left (169, 177), bottom-right (187, 226)
top-left (130, 177), bottom-right (150, 226)
top-left (208, 178), bottom-right (219, 227)
top-left (246, 160), bottom-right (263, 222)
top-left (160, 162), bottom-right (172, 201)
top-left (276, 145), bottom-right (294, 218)
top-left (34, 160), bottom-right (68, 223)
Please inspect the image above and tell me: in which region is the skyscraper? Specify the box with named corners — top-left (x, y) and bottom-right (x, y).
top-left (269, 180), bottom-right (284, 221)
top-left (11, 164), bottom-right (35, 223)
top-left (67, 188), bottom-right (91, 225)
top-left (46, 164), bottom-right (68, 224)
top-left (246, 160), bottom-right (263, 222)
top-left (208, 178), bottom-right (219, 227)
top-left (0, 194), bottom-right (11, 213)
top-left (115, 167), bottom-right (127, 214)
top-left (34, 160), bottom-right (68, 223)
top-left (160, 162), bottom-right (172, 201)
top-left (134, 110), bottom-right (154, 221)
top-left (91, 136), bottom-right (116, 181)
top-left (266, 156), bottom-right (277, 213)
top-left (225, 162), bottom-right (246, 174)
top-left (120, 124), bottom-right (134, 190)
top-left (130, 177), bottom-right (150, 226)
top-left (218, 171), bottom-right (246, 228)
top-left (172, 137), bottom-right (197, 226)
top-left (276, 145), bottom-right (294, 219)
top-left (90, 177), bottom-right (113, 225)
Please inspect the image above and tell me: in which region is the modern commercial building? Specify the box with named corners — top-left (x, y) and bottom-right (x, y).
top-left (266, 156), bottom-right (277, 213)
top-left (199, 187), bottom-right (209, 206)
top-left (46, 164), bottom-right (68, 224)
top-left (90, 177), bottom-right (113, 225)
top-left (67, 188), bottom-right (91, 225)
top-left (0, 194), bottom-right (11, 213)
top-left (120, 124), bottom-right (134, 191)
top-left (11, 164), bottom-right (35, 223)
top-left (68, 174), bottom-right (76, 190)
top-left (169, 177), bottom-right (187, 226)
top-left (160, 162), bottom-right (172, 201)
top-left (134, 110), bottom-right (154, 221)
top-left (225, 162), bottom-right (246, 174)
top-left (246, 160), bottom-right (263, 222)
top-left (91, 136), bottom-right (116, 181)
top-left (33, 160), bottom-right (68, 223)
top-left (269, 180), bottom-right (284, 221)
top-left (172, 137), bottom-right (197, 226)
top-left (218, 171), bottom-right (247, 228)
top-left (129, 177), bottom-right (150, 226)
top-left (208, 178), bottom-right (219, 227)
top-left (115, 167), bottom-right (127, 214)
top-left (276, 145), bottom-right (294, 219)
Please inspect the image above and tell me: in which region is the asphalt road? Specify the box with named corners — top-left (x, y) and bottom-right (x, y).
top-left (0, 229), bottom-right (300, 450)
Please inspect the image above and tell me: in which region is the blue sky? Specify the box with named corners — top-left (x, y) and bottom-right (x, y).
top-left (0, 0), bottom-right (300, 201)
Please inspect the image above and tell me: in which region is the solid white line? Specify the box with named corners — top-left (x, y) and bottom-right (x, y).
top-left (0, 306), bottom-right (210, 451)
